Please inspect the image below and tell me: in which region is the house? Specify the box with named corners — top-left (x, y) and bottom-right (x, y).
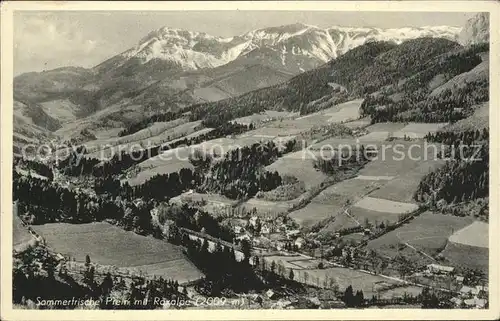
top-left (464, 298), bottom-right (487, 308)
top-left (426, 263), bottom-right (454, 275)
top-left (455, 276), bottom-right (465, 283)
top-left (55, 253), bottom-right (65, 261)
top-left (249, 216), bottom-right (259, 227)
top-left (234, 226), bottom-right (244, 234)
top-left (236, 233), bottom-right (251, 242)
top-left (286, 229), bottom-right (300, 239)
top-left (450, 297), bottom-right (463, 306)
top-left (261, 224), bottom-right (271, 235)
top-left (294, 237), bottom-right (306, 249)
top-left (266, 289), bottom-right (276, 299)
top-left (460, 286), bottom-right (479, 297)
top-left (133, 199), bottom-right (144, 208)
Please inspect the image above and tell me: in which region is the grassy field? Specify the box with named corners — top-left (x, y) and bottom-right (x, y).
top-left (358, 140), bottom-right (435, 177)
top-left (348, 206), bottom-right (403, 227)
top-left (238, 197), bottom-right (296, 218)
top-left (392, 123), bottom-right (448, 139)
top-left (442, 221), bottom-right (488, 271)
top-left (378, 286), bottom-right (423, 299)
top-left (289, 202), bottom-right (345, 228)
top-left (320, 210), bottom-right (360, 232)
top-left (318, 178), bottom-right (384, 200)
top-left (83, 118), bottom-right (191, 155)
top-left (441, 242), bottom-right (489, 272)
top-left (260, 253), bottom-right (401, 296)
top-left (368, 161), bottom-right (445, 203)
top-left (33, 222), bottom-right (204, 283)
top-left (366, 212), bottom-right (474, 259)
top-left (448, 221), bottom-right (488, 248)
top-left (266, 152), bottom-right (328, 190)
top-left (364, 123), bottom-right (407, 133)
top-left (353, 197), bottom-right (418, 214)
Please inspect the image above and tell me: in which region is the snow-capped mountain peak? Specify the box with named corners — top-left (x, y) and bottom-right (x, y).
top-left (100, 23), bottom-right (462, 75)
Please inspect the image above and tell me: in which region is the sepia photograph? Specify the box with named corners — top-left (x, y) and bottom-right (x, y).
top-left (1, 1), bottom-right (498, 320)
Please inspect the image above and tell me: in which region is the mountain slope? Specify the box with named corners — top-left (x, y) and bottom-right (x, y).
top-left (459, 13), bottom-right (489, 46)
top-left (97, 23), bottom-right (461, 78)
top-left (187, 38), bottom-right (465, 126)
top-left (13, 23), bottom-right (463, 144)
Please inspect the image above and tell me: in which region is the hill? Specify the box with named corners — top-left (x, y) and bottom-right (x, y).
top-left (12, 23), bottom-right (461, 145)
top-left (186, 38), bottom-right (469, 127)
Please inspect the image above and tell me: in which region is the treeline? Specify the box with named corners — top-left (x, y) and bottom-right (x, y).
top-left (160, 204), bottom-right (235, 243)
top-left (415, 129), bottom-right (488, 216)
top-left (313, 145), bottom-right (371, 174)
top-left (360, 81), bottom-right (487, 124)
top-left (424, 128), bottom-right (489, 145)
top-left (199, 140), bottom-right (297, 199)
top-left (414, 148), bottom-right (488, 205)
top-left (59, 122), bottom-right (249, 178)
top-left (14, 157), bottom-right (54, 180)
top-left (13, 172), bottom-right (160, 236)
top-left (118, 111), bottom-right (184, 137)
top-left (174, 234), bottom-right (260, 295)
top-left (125, 168), bottom-right (200, 201)
top-left (359, 43), bottom-right (489, 124)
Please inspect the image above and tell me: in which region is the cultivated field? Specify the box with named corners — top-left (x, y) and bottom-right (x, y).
top-left (353, 197), bottom-right (418, 214)
top-left (358, 140), bottom-right (438, 177)
top-left (442, 221), bottom-right (489, 272)
top-left (238, 197), bottom-right (295, 218)
top-left (262, 253), bottom-right (403, 297)
top-left (441, 242), bottom-right (489, 272)
top-left (85, 120), bottom-right (203, 159)
top-left (368, 160), bottom-right (445, 203)
top-left (392, 123), bottom-right (448, 139)
top-left (448, 221), bottom-right (489, 248)
top-left (289, 202), bottom-right (345, 228)
top-left (318, 178), bottom-right (384, 200)
top-left (33, 222), bottom-right (204, 283)
top-left (366, 212), bottom-right (474, 259)
top-left (266, 152), bottom-right (328, 190)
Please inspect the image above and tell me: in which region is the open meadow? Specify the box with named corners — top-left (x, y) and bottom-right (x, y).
top-left (442, 221), bottom-right (489, 272)
top-left (261, 253), bottom-right (406, 297)
top-left (33, 222), bottom-right (204, 283)
top-left (366, 212), bottom-right (474, 259)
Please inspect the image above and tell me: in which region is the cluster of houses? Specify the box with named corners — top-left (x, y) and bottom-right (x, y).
top-left (423, 264), bottom-right (488, 309)
top-left (230, 215), bottom-right (306, 250)
top-left (451, 284), bottom-right (488, 309)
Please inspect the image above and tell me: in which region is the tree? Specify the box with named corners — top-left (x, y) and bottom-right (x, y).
top-left (85, 254), bottom-right (91, 267)
top-left (343, 285), bottom-right (354, 307)
top-left (100, 272), bottom-right (114, 296)
top-left (270, 260), bottom-right (276, 274)
top-left (288, 269), bottom-right (295, 281)
top-left (355, 290), bottom-right (364, 307)
top-left (241, 239), bottom-right (252, 264)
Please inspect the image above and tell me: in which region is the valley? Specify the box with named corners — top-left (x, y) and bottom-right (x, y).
top-left (12, 12), bottom-right (490, 310)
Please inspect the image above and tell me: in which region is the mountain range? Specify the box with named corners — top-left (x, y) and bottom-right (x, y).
top-left (13, 13), bottom-right (489, 149)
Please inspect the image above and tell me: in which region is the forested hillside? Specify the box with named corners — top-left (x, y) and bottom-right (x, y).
top-left (177, 38), bottom-right (481, 127)
top-left (360, 43), bottom-right (489, 123)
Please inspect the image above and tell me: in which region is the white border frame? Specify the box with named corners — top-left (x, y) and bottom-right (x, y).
top-left (1, 1), bottom-right (499, 320)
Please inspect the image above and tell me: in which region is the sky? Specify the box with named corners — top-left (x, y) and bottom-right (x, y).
top-left (13, 11), bottom-right (475, 75)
